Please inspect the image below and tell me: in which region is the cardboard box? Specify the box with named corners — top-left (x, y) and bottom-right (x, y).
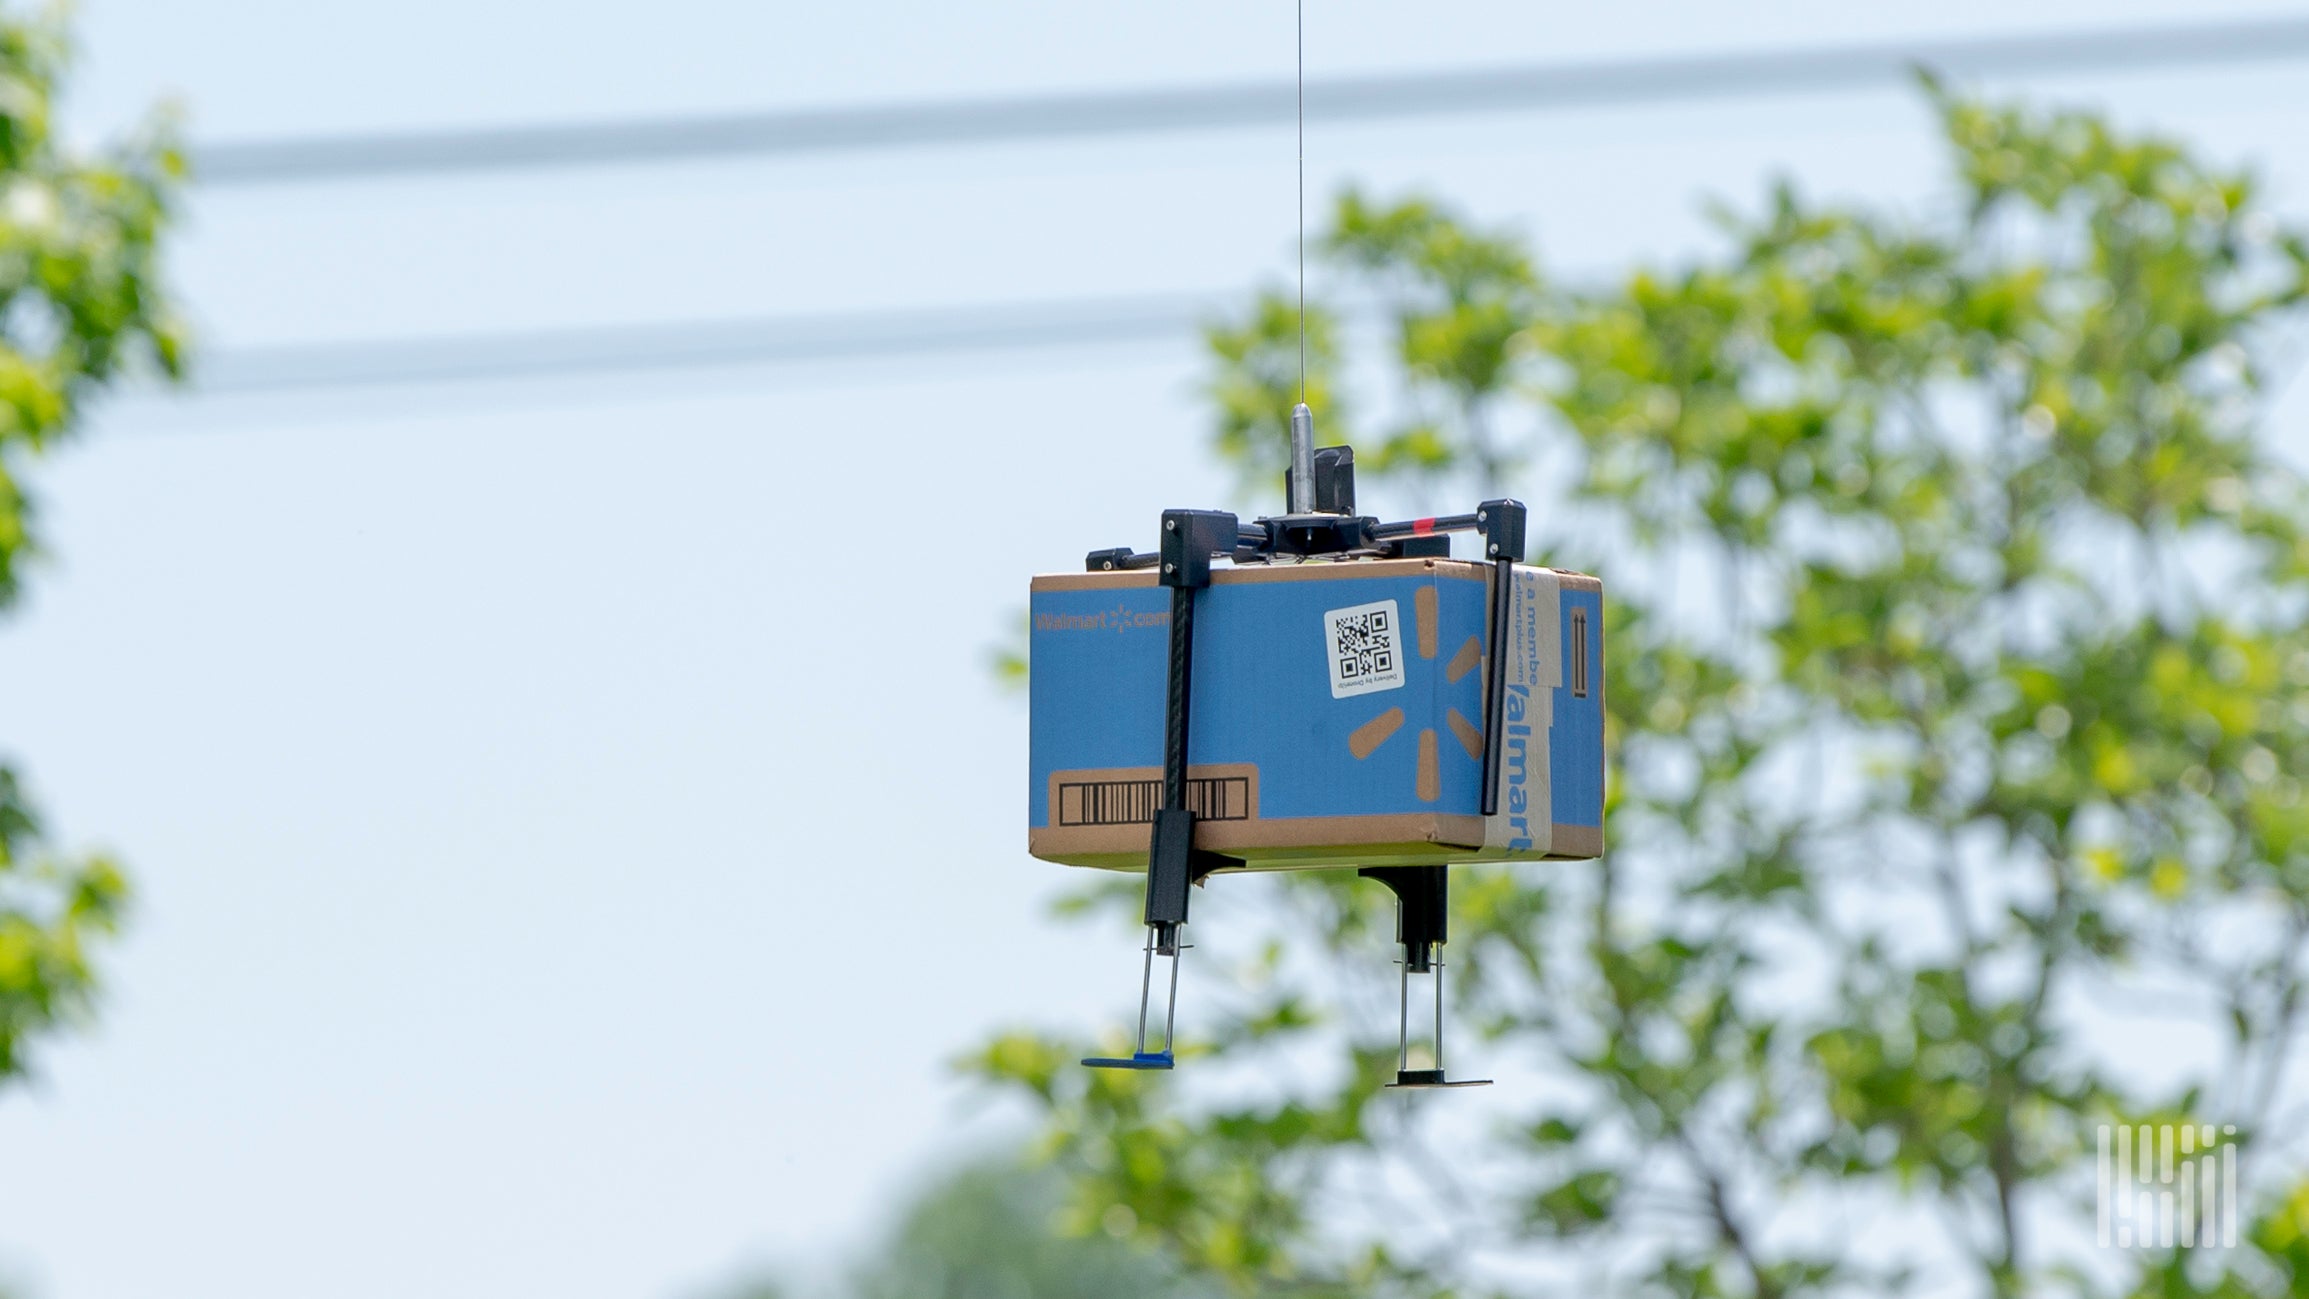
top-left (1028, 557), bottom-right (1603, 871)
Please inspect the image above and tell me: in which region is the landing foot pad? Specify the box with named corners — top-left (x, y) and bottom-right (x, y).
top-left (1083, 1052), bottom-right (1175, 1070)
top-left (1387, 1069), bottom-right (1491, 1089)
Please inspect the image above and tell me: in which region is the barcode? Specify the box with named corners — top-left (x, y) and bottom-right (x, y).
top-left (1056, 777), bottom-right (1253, 826)
top-left (1334, 608), bottom-right (1395, 680)
top-left (1323, 598), bottom-right (1405, 698)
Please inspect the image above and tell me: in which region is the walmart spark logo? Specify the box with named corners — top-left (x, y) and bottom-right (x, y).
top-left (1340, 585), bottom-right (1484, 804)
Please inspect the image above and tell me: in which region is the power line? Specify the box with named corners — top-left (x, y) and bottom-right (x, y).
top-left (176, 15), bottom-right (2309, 396)
top-left (196, 16), bottom-right (2309, 187)
top-left (193, 294), bottom-right (1221, 394)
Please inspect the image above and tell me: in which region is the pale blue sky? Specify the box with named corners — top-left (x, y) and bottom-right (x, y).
top-left (1, 3), bottom-right (2306, 1297)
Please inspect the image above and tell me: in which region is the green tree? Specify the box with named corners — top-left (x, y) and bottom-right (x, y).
top-left (0, 5), bottom-right (185, 1089)
top-left (709, 1157), bottom-right (1221, 1299)
top-left (973, 88), bottom-right (2309, 1297)
top-left (847, 1157), bottom-right (1221, 1299)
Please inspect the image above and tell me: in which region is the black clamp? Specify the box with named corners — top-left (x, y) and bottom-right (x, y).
top-left (1475, 499), bottom-right (1527, 816)
top-left (1476, 498), bottom-right (1527, 561)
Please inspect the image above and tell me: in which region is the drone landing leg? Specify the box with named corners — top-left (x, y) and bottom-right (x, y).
top-left (1082, 808), bottom-right (1214, 1070)
top-left (1086, 512), bottom-right (1240, 1071)
top-left (1360, 865), bottom-right (1491, 1089)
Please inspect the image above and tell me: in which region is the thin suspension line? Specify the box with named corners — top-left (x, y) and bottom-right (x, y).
top-left (1298, 0), bottom-right (1307, 405)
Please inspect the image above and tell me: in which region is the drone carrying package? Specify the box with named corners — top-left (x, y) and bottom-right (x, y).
top-left (1028, 557), bottom-right (1604, 872)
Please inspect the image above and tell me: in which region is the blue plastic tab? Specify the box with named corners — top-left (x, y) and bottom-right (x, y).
top-left (1082, 1051), bottom-right (1176, 1070)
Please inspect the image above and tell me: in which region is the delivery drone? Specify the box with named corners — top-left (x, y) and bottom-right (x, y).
top-left (1027, 406), bottom-right (1604, 1088)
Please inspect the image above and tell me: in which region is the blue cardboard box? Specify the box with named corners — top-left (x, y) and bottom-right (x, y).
top-left (1028, 557), bottom-right (1603, 871)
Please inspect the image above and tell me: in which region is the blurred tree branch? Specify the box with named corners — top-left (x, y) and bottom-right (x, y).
top-left (0, 2), bottom-right (187, 1094)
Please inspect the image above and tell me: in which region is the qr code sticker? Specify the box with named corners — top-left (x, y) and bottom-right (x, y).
top-left (1324, 599), bottom-right (1406, 699)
